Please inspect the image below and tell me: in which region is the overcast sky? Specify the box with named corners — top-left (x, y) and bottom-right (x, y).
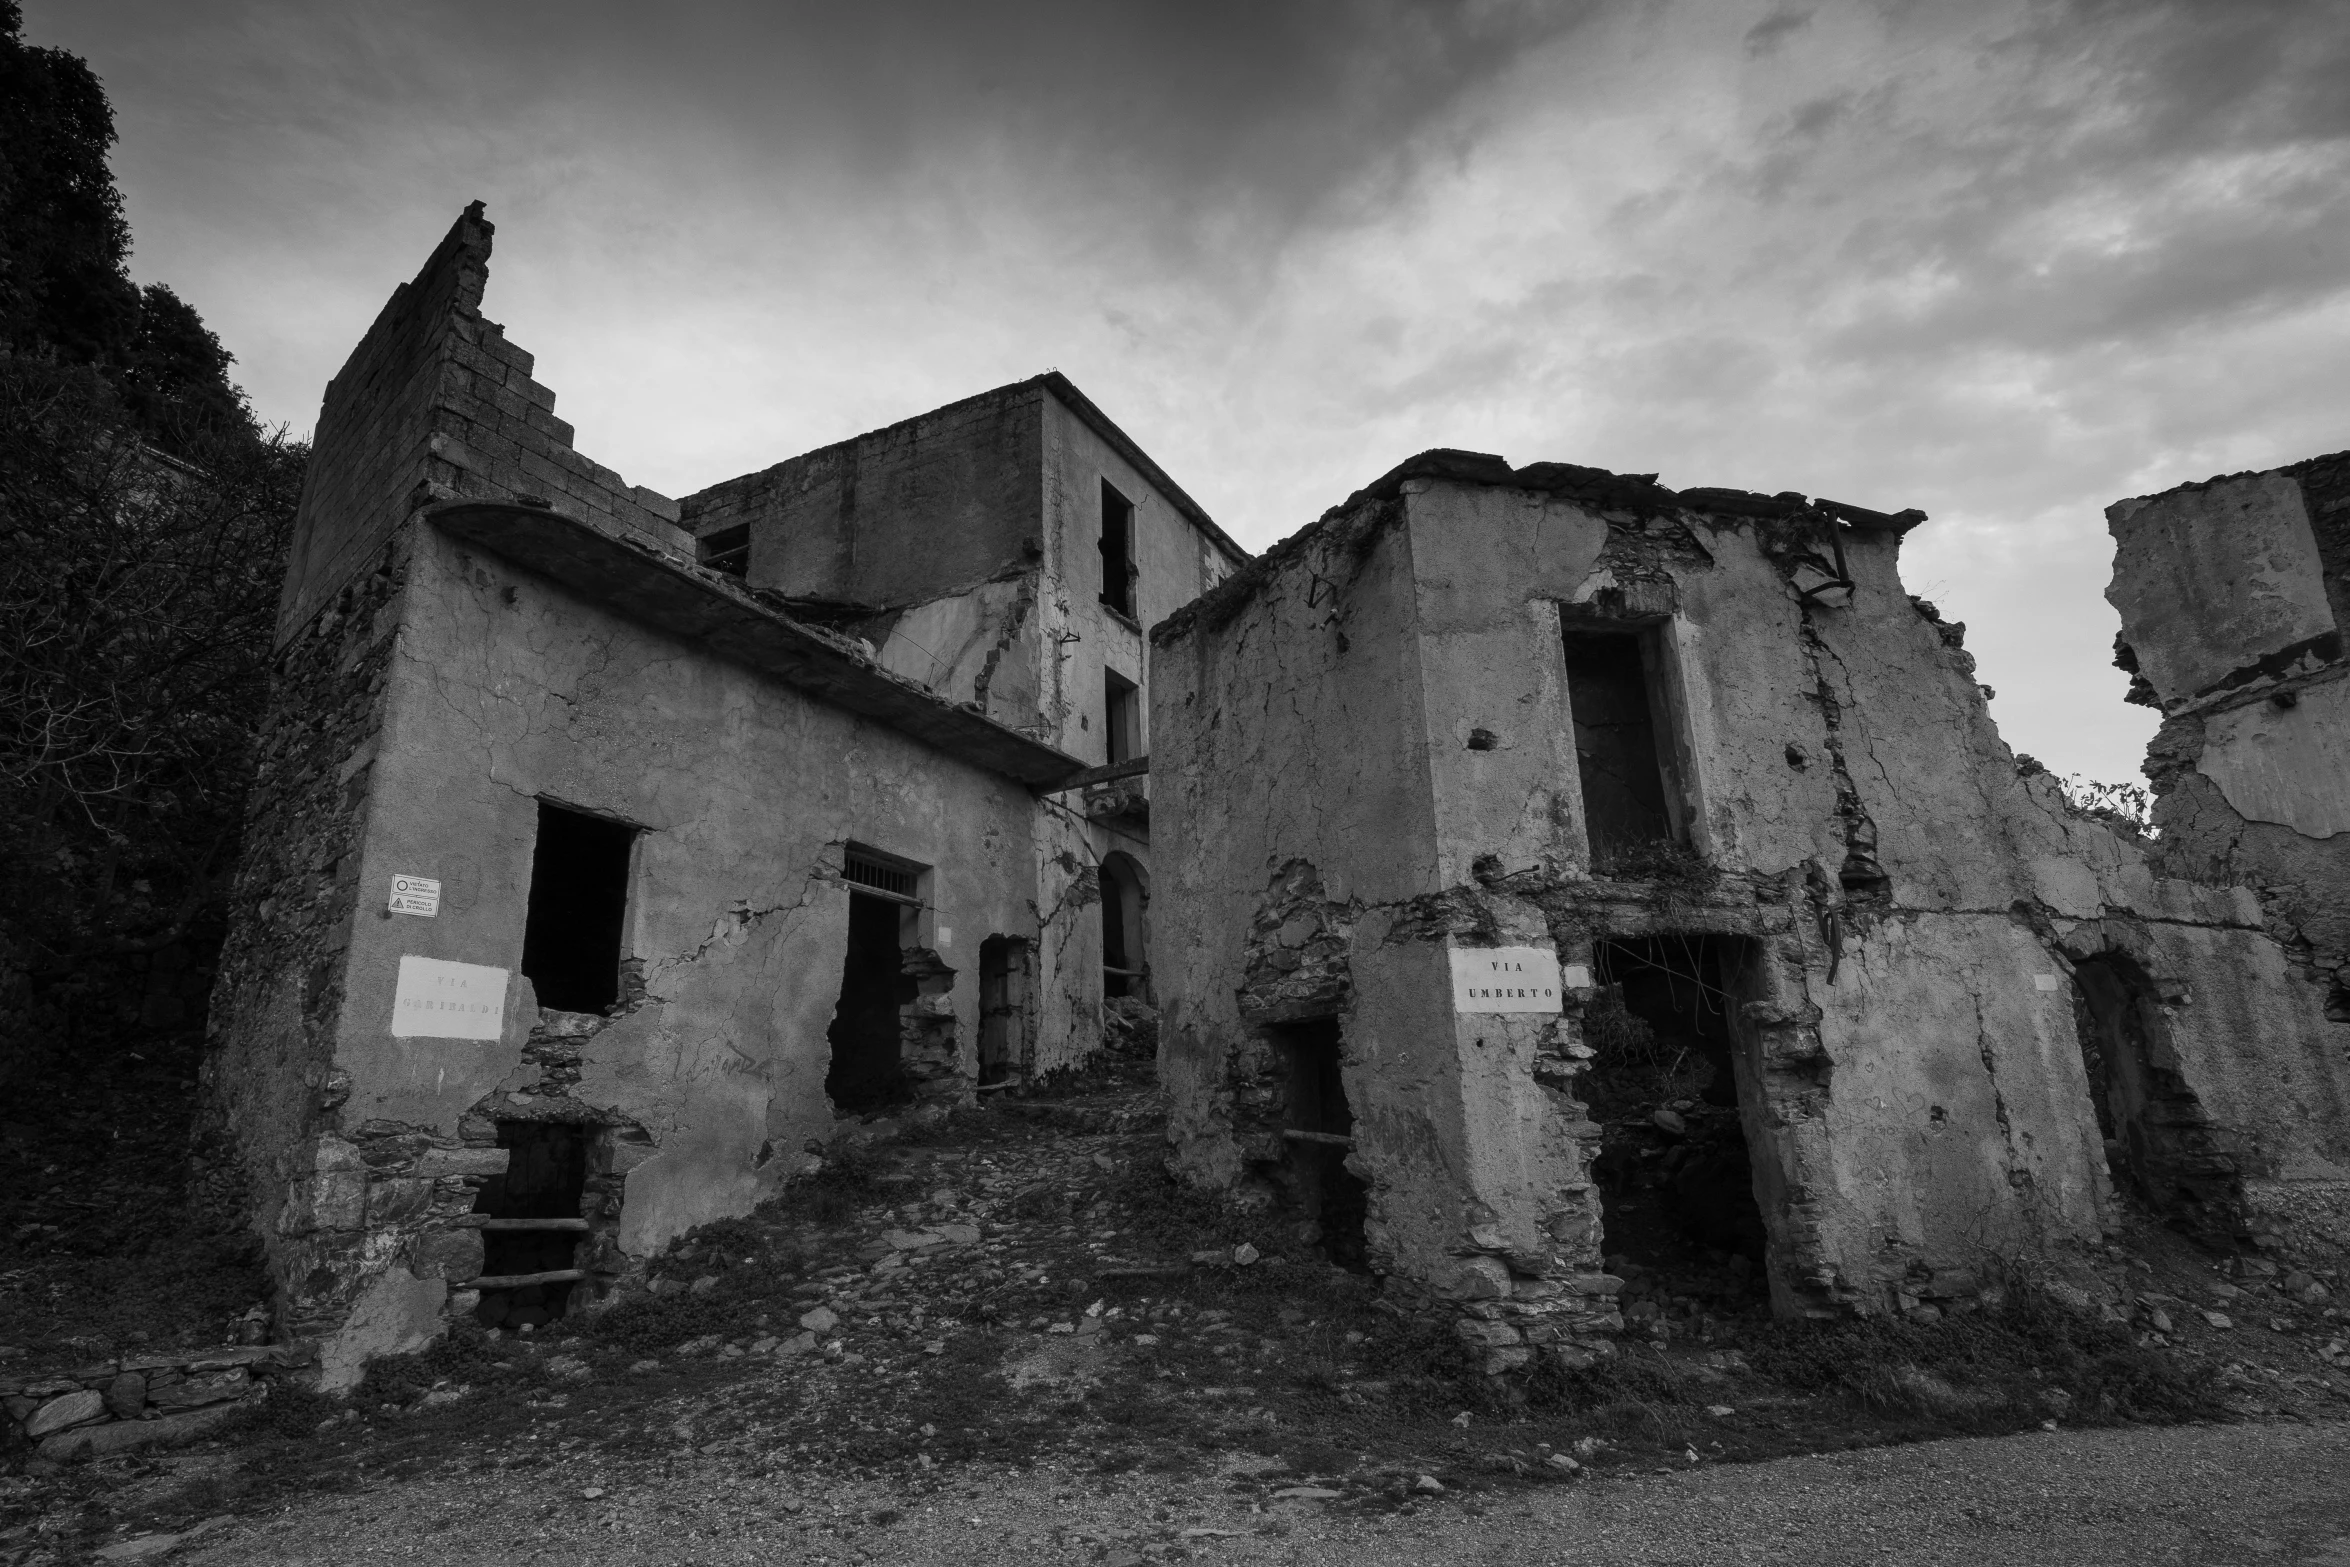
top-left (37, 0), bottom-right (2350, 785)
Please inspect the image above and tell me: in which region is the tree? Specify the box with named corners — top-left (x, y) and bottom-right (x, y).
top-left (0, 0), bottom-right (140, 367)
top-left (0, 4), bottom-right (301, 1100)
top-left (0, 362), bottom-right (302, 979)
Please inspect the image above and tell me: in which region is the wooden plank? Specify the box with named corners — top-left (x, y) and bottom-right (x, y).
top-left (456, 1217), bottom-right (590, 1232)
top-left (465, 1269), bottom-right (587, 1290)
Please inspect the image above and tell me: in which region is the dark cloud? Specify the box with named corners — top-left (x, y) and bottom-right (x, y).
top-left (1804, 1), bottom-right (2350, 357)
top-left (63, 0), bottom-right (1598, 251)
top-left (1744, 7), bottom-right (1816, 56)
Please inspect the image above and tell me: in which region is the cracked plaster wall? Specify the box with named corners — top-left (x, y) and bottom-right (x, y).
top-left (676, 379), bottom-right (1246, 1081)
top-left (214, 204), bottom-right (1099, 1377)
top-left (304, 522), bottom-right (1044, 1373)
top-left (2106, 450), bottom-right (2350, 1238)
top-left (1157, 460), bottom-right (2345, 1357)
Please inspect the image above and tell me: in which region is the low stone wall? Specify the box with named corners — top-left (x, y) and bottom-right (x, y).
top-left (2, 1343), bottom-right (311, 1460)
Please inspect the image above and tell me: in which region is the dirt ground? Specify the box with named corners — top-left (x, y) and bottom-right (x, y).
top-left (161, 1418), bottom-right (2350, 1566)
top-left (6, 1058), bottom-right (2349, 1565)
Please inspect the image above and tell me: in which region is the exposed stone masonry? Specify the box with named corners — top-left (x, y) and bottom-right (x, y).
top-left (2, 1344), bottom-right (309, 1461)
top-left (193, 535), bottom-right (406, 1279)
top-left (1156, 447), bottom-right (2350, 1381)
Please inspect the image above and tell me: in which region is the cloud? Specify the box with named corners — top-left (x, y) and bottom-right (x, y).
top-left (1744, 7), bottom-right (1815, 56)
top-left (28, 0), bottom-right (2350, 786)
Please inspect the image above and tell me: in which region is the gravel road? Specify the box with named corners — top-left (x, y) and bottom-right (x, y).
top-left (160, 1419), bottom-right (2350, 1567)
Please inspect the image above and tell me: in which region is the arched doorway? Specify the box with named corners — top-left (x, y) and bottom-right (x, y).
top-left (1099, 851), bottom-right (1149, 1002)
top-left (2071, 952), bottom-right (2244, 1240)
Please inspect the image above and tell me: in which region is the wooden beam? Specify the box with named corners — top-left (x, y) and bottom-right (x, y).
top-left (1036, 755), bottom-right (1149, 794)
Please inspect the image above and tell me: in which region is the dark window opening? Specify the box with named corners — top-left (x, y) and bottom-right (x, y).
top-left (1562, 626), bottom-right (1681, 871)
top-left (698, 523), bottom-right (751, 579)
top-left (1584, 934), bottom-right (1771, 1324)
top-left (1100, 852), bottom-right (1147, 1001)
top-left (1271, 1018), bottom-right (1370, 1271)
top-left (827, 891), bottom-right (912, 1112)
top-left (1099, 479), bottom-right (1136, 619)
top-left (2072, 954), bottom-right (2244, 1241)
top-left (1104, 668), bottom-right (1140, 764)
top-left (471, 1120), bottom-right (588, 1330)
top-left (520, 802), bottom-right (636, 1014)
top-left (978, 935), bottom-right (1030, 1087)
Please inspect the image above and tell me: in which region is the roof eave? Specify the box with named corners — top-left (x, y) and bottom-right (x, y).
top-left (426, 500), bottom-right (1091, 789)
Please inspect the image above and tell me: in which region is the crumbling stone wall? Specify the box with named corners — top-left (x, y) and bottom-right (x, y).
top-left (194, 534), bottom-right (405, 1247)
top-left (278, 202), bottom-right (685, 646)
top-left (2108, 449), bottom-right (2350, 1240)
top-left (3, 1344), bottom-right (312, 1461)
top-left (1155, 449), bottom-right (2348, 1372)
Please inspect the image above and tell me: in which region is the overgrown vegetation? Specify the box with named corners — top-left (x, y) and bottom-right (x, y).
top-left (2017, 754), bottom-right (2157, 837)
top-left (0, 3), bottom-right (305, 1312)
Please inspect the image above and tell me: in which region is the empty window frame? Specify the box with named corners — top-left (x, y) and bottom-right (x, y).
top-left (1099, 479), bottom-right (1136, 619)
top-left (1104, 668), bottom-right (1141, 764)
top-left (520, 802), bottom-right (637, 1014)
top-left (697, 523), bottom-right (751, 579)
top-left (1561, 624), bottom-right (1684, 866)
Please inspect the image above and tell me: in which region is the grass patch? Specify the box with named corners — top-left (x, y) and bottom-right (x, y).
top-left (350, 1321), bottom-right (552, 1408)
top-left (1746, 1280), bottom-right (2222, 1426)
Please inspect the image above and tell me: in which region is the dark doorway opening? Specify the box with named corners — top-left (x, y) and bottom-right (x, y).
top-left (1562, 626), bottom-right (1679, 869)
top-left (521, 802), bottom-right (636, 1014)
top-left (978, 935), bottom-right (1030, 1087)
top-left (1100, 852), bottom-right (1147, 1001)
top-left (2072, 953), bottom-right (2244, 1240)
top-left (472, 1120), bottom-right (588, 1330)
top-left (1584, 933), bottom-right (1771, 1333)
top-left (1099, 479), bottom-right (1136, 619)
top-left (827, 891), bottom-right (910, 1112)
top-left (1270, 1018), bottom-right (1370, 1271)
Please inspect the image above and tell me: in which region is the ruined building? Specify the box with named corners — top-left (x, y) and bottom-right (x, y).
top-left (2107, 450), bottom-right (2350, 1242)
top-left (203, 202), bottom-right (2350, 1385)
top-left (201, 205), bottom-right (1241, 1381)
top-left (1149, 450), bottom-right (2350, 1372)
